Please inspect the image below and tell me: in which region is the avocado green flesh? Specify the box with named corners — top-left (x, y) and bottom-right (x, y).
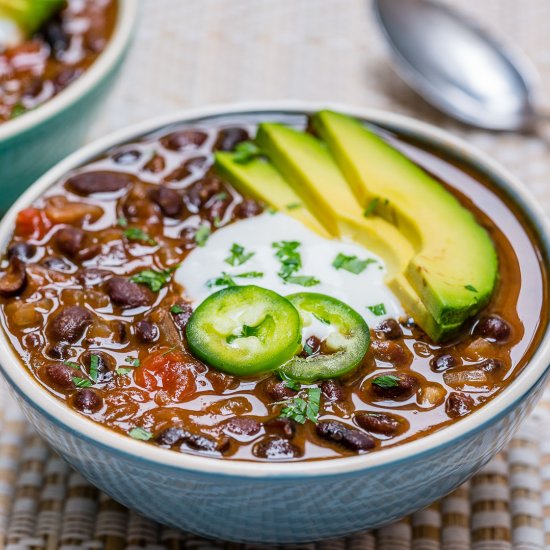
top-left (214, 152), bottom-right (330, 238)
top-left (254, 122), bottom-right (452, 340)
top-left (312, 110), bottom-right (498, 328)
top-left (0, 0), bottom-right (64, 37)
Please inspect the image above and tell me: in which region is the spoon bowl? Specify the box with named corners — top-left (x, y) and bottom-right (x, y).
top-left (373, 0), bottom-right (539, 131)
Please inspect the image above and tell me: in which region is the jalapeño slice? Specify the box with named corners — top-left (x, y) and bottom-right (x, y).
top-left (279, 292), bottom-right (370, 383)
top-left (186, 285), bottom-right (302, 376)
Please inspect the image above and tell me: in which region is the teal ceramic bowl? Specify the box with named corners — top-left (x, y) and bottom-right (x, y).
top-left (0, 0), bottom-right (137, 210)
top-left (0, 103), bottom-right (549, 544)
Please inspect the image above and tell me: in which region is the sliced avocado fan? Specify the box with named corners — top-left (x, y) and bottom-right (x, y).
top-left (312, 110), bottom-right (498, 328)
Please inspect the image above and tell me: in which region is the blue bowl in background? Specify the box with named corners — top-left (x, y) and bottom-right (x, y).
top-left (0, 0), bottom-right (138, 210)
top-left (0, 102), bottom-right (548, 544)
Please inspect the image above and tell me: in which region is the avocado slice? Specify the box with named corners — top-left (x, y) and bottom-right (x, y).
top-left (215, 152), bottom-right (330, 238)
top-left (254, 123), bottom-right (461, 340)
top-left (0, 0), bottom-right (64, 46)
top-left (312, 110), bottom-right (498, 328)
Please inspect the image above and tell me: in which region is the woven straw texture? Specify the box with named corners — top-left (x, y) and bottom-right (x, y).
top-left (3, 0), bottom-right (550, 547)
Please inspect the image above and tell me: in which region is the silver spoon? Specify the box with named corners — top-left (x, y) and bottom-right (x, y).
top-left (373, 0), bottom-right (543, 132)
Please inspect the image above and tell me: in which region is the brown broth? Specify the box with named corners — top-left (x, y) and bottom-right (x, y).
top-left (0, 113), bottom-right (546, 461)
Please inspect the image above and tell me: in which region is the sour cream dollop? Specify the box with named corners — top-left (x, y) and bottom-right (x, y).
top-left (174, 212), bottom-right (404, 327)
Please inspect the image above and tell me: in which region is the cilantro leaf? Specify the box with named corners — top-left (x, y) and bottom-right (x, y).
top-left (332, 253), bottom-right (376, 275)
top-left (10, 103), bottom-right (26, 119)
top-left (279, 388), bottom-right (321, 424)
top-left (225, 243), bottom-right (255, 266)
top-left (284, 275), bottom-right (320, 287)
top-left (123, 227), bottom-right (157, 246)
top-left (363, 197), bottom-right (379, 217)
top-left (286, 202), bottom-right (302, 210)
top-left (279, 371), bottom-right (301, 392)
top-left (232, 141), bottom-right (261, 164)
top-left (465, 284), bottom-right (478, 292)
top-left (272, 240), bottom-right (319, 286)
top-left (131, 268), bottom-right (173, 292)
top-left (129, 427), bottom-right (153, 441)
top-left (206, 271), bottom-right (262, 289)
top-left (125, 356), bottom-right (140, 367)
top-left (89, 354), bottom-right (100, 383)
top-left (367, 303), bottom-right (387, 316)
top-left (116, 367), bottom-right (133, 376)
top-left (117, 216), bottom-right (128, 228)
top-left (372, 375), bottom-right (400, 389)
top-left (170, 304), bottom-right (185, 314)
top-left (194, 224), bottom-right (211, 247)
top-left (72, 377), bottom-right (92, 388)
top-left (63, 361), bottom-right (80, 370)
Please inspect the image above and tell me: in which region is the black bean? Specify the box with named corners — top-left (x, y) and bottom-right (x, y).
top-left (49, 306), bottom-right (92, 342)
top-left (215, 127), bottom-right (250, 151)
top-left (55, 226), bottom-right (85, 257)
top-left (264, 417), bottom-right (296, 439)
top-left (81, 351), bottom-right (114, 384)
top-left (355, 412), bottom-right (402, 436)
top-left (54, 67), bottom-right (80, 91)
top-left (371, 340), bottom-right (409, 367)
top-left (161, 130), bottom-right (208, 151)
top-left (185, 177), bottom-right (223, 210)
top-left (233, 199), bottom-right (263, 219)
top-left (223, 417), bottom-right (262, 437)
top-left (0, 257), bottom-right (26, 296)
top-left (77, 268), bottom-right (112, 287)
top-left (253, 437), bottom-right (301, 460)
top-left (474, 315), bottom-right (511, 343)
top-left (154, 427), bottom-right (227, 453)
top-left (375, 318), bottom-right (403, 340)
top-left (8, 242), bottom-right (36, 262)
top-left (320, 379), bottom-right (345, 402)
top-left (178, 226), bottom-right (199, 251)
top-left (143, 153), bottom-right (166, 174)
top-left (23, 333), bottom-right (42, 350)
top-left (45, 362), bottom-right (76, 390)
top-left (135, 320), bottom-right (158, 343)
top-left (40, 16), bottom-right (69, 53)
top-left (299, 335), bottom-right (322, 358)
top-left (205, 194), bottom-right (231, 223)
top-left (480, 358), bottom-right (505, 375)
top-left (371, 373), bottom-right (418, 401)
top-left (446, 392), bottom-right (474, 418)
top-left (163, 156), bottom-right (208, 182)
top-left (105, 277), bottom-right (152, 309)
top-left (45, 343), bottom-right (66, 360)
top-left (112, 149), bottom-right (141, 165)
top-left (148, 186), bottom-right (183, 217)
top-left (264, 378), bottom-right (297, 401)
top-left (66, 171), bottom-right (133, 195)
top-left (316, 421), bottom-right (375, 451)
top-left (22, 77), bottom-right (43, 98)
top-left (73, 389), bottom-right (103, 414)
top-left (171, 302), bottom-right (193, 330)
top-left (430, 354), bottom-right (457, 372)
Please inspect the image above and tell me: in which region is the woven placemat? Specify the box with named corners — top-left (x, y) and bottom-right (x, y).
top-left (3, 0), bottom-right (550, 547)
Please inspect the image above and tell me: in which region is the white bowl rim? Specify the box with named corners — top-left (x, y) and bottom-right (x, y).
top-left (1, 100), bottom-right (549, 479)
top-left (0, 0), bottom-right (138, 141)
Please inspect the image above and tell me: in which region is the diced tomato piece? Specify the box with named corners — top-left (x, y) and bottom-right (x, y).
top-left (134, 349), bottom-right (197, 401)
top-left (15, 208), bottom-right (51, 239)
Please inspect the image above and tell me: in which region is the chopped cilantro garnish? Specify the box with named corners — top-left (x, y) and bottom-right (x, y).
top-left (117, 216), bottom-right (128, 228)
top-left (72, 377), bottom-right (92, 388)
top-left (363, 197), bottom-right (380, 217)
top-left (131, 268), bottom-right (173, 292)
top-left (279, 372), bottom-right (301, 392)
top-left (10, 103), bottom-right (26, 119)
top-left (285, 275), bottom-right (320, 287)
top-left (286, 202), bottom-right (302, 210)
top-left (116, 367), bottom-right (133, 376)
top-left (123, 227), bottom-right (157, 246)
top-left (367, 303), bottom-right (387, 316)
top-left (279, 387), bottom-right (321, 424)
top-left (89, 354), bottom-right (100, 383)
top-left (465, 284), bottom-right (478, 292)
top-left (194, 224), bottom-right (211, 247)
top-left (125, 356), bottom-right (140, 367)
top-left (213, 192), bottom-right (228, 201)
top-left (232, 141), bottom-right (262, 164)
top-left (129, 427), bottom-right (153, 441)
top-left (272, 240), bottom-right (319, 286)
top-left (63, 361), bottom-right (80, 370)
top-left (372, 375), bottom-right (400, 389)
top-left (206, 271), bottom-right (262, 288)
top-left (332, 253), bottom-right (376, 274)
top-left (170, 304), bottom-right (185, 314)
top-left (225, 243), bottom-right (255, 266)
